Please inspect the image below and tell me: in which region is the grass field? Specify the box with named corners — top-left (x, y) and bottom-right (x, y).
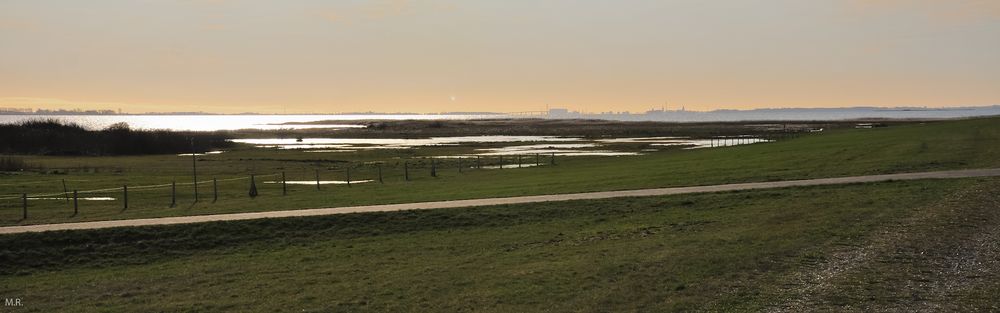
top-left (1, 117), bottom-right (999, 226)
top-left (2, 117), bottom-right (999, 311)
top-left (2, 177), bottom-right (997, 311)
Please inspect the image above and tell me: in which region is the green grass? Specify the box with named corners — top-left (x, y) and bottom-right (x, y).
top-left (1, 116), bottom-right (999, 226)
top-left (0, 178), bottom-right (992, 312)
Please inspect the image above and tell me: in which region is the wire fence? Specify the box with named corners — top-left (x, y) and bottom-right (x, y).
top-left (1, 133), bottom-right (793, 223)
top-left (0, 153), bottom-right (569, 222)
top-left (0, 174), bottom-right (279, 200)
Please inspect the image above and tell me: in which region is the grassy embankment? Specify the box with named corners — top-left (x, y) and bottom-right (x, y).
top-left (0, 117), bottom-right (998, 226)
top-left (1, 177), bottom-right (998, 311)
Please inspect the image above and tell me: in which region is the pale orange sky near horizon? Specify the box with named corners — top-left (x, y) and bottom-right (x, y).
top-left (1, 0), bottom-right (998, 114)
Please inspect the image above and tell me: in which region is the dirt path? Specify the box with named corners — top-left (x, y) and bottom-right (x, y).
top-left (3, 168), bottom-right (1000, 235)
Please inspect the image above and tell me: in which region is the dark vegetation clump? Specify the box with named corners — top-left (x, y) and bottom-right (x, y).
top-left (365, 122), bottom-right (388, 130)
top-left (0, 156), bottom-right (29, 171)
top-left (0, 119), bottom-right (233, 156)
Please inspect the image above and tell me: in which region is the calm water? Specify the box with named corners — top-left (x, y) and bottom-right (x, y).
top-left (0, 105), bottom-right (1000, 131)
top-left (3, 106), bottom-right (998, 130)
top-left (476, 143), bottom-right (638, 156)
top-left (264, 180), bottom-right (373, 185)
top-left (0, 114), bottom-right (500, 131)
top-left (229, 136), bottom-right (766, 157)
top-left (28, 197), bottom-right (115, 201)
top-left (231, 136), bottom-right (581, 149)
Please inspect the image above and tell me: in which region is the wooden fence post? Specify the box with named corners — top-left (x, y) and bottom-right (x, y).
top-left (550, 152), bottom-right (556, 165)
top-left (21, 193), bottom-right (27, 220)
top-left (62, 179), bottom-right (69, 203)
top-left (123, 185), bottom-right (128, 210)
top-left (517, 155), bottom-right (522, 168)
top-left (535, 153), bottom-right (539, 166)
top-left (378, 164), bottom-right (384, 183)
top-left (346, 167), bottom-right (351, 187)
top-left (192, 139), bottom-right (198, 203)
top-left (476, 156), bottom-right (481, 169)
top-left (282, 172), bottom-right (287, 195)
top-left (431, 158), bottom-right (437, 177)
top-left (171, 181), bottom-right (176, 207)
top-left (249, 174), bottom-right (258, 198)
top-left (73, 190), bottom-right (78, 215)
top-left (213, 178), bottom-right (218, 202)
top-left (404, 162), bottom-right (410, 181)
top-left (458, 158), bottom-right (463, 173)
top-left (315, 169), bottom-right (321, 190)
top-left (499, 156), bottom-right (503, 169)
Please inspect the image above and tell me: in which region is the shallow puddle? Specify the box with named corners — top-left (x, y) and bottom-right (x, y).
top-left (480, 163), bottom-right (546, 169)
top-left (176, 151), bottom-right (226, 156)
top-left (264, 180), bottom-right (373, 185)
top-left (235, 135), bottom-right (769, 156)
top-left (477, 150), bottom-right (639, 156)
top-left (232, 135), bottom-right (582, 150)
top-left (29, 197), bottom-right (116, 201)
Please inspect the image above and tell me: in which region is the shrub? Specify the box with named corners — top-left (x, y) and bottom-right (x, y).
top-left (0, 156), bottom-right (28, 171)
top-left (0, 119), bottom-right (233, 155)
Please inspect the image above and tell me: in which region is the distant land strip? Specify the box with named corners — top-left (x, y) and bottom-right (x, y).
top-left (3, 168), bottom-right (1000, 235)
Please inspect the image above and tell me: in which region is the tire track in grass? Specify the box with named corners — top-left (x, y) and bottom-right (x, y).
top-left (763, 178), bottom-right (1000, 312)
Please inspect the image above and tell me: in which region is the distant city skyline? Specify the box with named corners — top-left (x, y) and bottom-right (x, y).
top-left (2, 1), bottom-right (998, 114)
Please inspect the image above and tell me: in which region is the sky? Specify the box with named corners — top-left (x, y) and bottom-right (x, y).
top-left (0, 0), bottom-right (998, 114)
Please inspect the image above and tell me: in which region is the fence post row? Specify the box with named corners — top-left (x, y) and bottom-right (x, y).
top-left (8, 150), bottom-right (578, 220)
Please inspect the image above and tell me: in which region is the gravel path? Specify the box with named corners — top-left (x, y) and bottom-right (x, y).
top-left (3, 168), bottom-right (1000, 235)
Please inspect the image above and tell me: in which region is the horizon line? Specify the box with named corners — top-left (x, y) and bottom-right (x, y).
top-left (2, 104), bottom-right (999, 116)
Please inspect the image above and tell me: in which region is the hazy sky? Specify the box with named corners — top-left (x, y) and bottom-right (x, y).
top-left (1, 0), bottom-right (998, 113)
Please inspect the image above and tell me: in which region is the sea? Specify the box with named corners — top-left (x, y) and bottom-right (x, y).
top-left (1, 106), bottom-right (998, 131)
